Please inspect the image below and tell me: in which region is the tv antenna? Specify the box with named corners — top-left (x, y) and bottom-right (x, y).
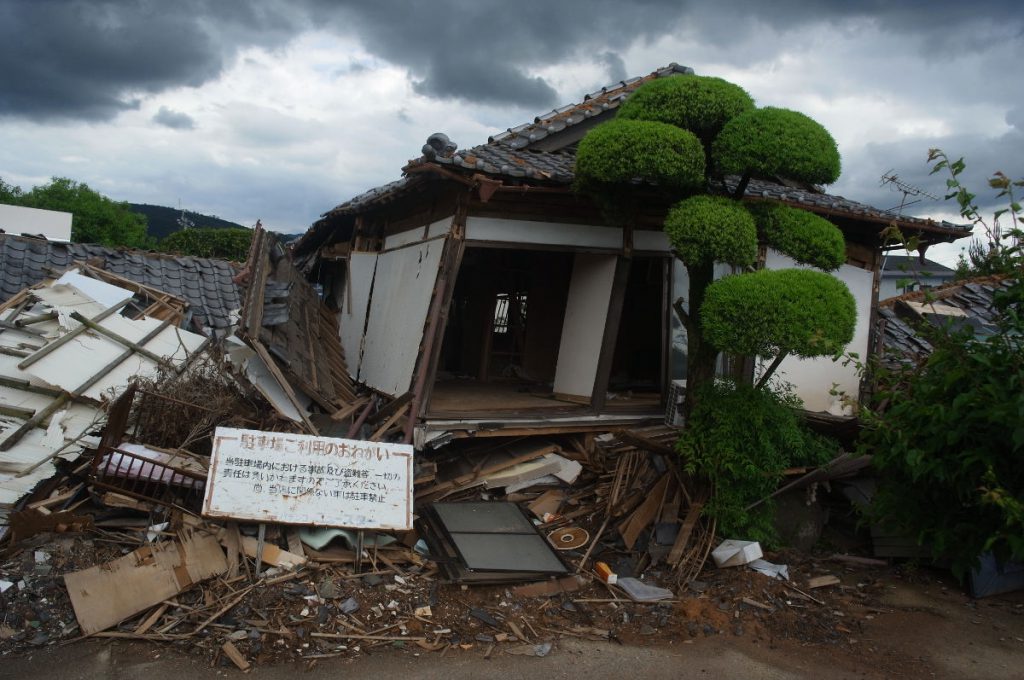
top-left (176, 198), bottom-right (194, 230)
top-left (879, 170), bottom-right (939, 215)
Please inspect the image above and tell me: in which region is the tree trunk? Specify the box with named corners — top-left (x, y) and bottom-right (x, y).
top-left (682, 260), bottom-right (718, 421)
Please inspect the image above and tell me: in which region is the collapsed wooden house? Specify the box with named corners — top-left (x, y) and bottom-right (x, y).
top-left (293, 64), bottom-right (971, 449)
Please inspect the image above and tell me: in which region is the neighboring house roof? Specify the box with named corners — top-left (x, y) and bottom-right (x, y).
top-left (876, 274), bottom-right (1012, 363)
top-left (0, 234), bottom-right (241, 330)
top-left (488, 62), bottom-right (695, 151)
top-left (881, 255), bottom-right (956, 279)
top-left (297, 64), bottom-right (971, 257)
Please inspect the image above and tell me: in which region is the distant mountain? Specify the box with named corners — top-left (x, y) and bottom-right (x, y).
top-left (129, 203), bottom-right (246, 240)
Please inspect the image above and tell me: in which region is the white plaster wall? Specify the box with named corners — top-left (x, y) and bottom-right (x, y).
top-left (0, 203), bottom-right (72, 241)
top-left (760, 249), bottom-right (874, 413)
top-left (383, 217), bottom-right (452, 250)
top-left (467, 216), bottom-right (621, 250)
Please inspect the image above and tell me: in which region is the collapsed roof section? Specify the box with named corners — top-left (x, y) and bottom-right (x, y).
top-left (876, 273), bottom-right (1013, 365)
top-left (0, 234), bottom-right (242, 334)
top-left (0, 269), bottom-right (209, 534)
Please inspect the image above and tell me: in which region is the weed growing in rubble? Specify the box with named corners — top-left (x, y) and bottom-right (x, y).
top-left (862, 155), bottom-right (1024, 580)
top-left (678, 381), bottom-right (837, 546)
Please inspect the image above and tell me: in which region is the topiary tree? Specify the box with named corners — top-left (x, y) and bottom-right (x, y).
top-left (159, 226), bottom-right (253, 261)
top-left (714, 107), bottom-right (842, 196)
top-left (574, 73), bottom-right (856, 419)
top-left (575, 118), bottom-right (705, 227)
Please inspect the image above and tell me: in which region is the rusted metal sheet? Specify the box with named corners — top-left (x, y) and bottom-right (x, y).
top-left (203, 427), bottom-right (413, 530)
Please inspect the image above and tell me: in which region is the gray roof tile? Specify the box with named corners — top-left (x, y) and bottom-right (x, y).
top-left (0, 235), bottom-right (242, 331)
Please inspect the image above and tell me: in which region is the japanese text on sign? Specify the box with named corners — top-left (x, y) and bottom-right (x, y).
top-left (202, 427), bottom-right (413, 530)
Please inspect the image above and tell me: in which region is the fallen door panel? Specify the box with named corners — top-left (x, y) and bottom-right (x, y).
top-left (552, 254), bottom-right (616, 401)
top-left (359, 240), bottom-right (445, 396)
top-left (340, 252), bottom-right (377, 382)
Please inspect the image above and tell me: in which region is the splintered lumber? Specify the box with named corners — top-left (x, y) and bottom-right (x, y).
top-left (667, 496), bottom-right (705, 566)
top-left (527, 489), bottom-right (566, 520)
top-left (417, 439), bottom-right (559, 500)
top-left (64, 532), bottom-right (228, 635)
top-left (618, 473), bottom-right (671, 550)
top-left (221, 641), bottom-right (251, 671)
top-left (807, 575), bottom-right (841, 589)
top-left (224, 531), bottom-right (307, 569)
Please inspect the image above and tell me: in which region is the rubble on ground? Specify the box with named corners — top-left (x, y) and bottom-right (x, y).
top-left (0, 228), bottom-right (898, 670)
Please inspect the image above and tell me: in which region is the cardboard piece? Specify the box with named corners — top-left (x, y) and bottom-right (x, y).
top-left (64, 532), bottom-right (227, 635)
top-left (527, 489), bottom-right (566, 520)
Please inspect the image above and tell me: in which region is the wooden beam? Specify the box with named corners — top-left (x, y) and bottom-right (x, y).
top-left (18, 298), bottom-right (131, 370)
top-left (69, 311), bottom-right (173, 367)
top-left (1, 317), bottom-right (176, 452)
top-left (590, 255), bottom-right (632, 412)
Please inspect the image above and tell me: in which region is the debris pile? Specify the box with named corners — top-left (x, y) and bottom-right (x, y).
top-left (0, 227), bottom-right (890, 669)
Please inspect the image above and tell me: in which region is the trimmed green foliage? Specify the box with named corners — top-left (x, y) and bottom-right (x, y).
top-left (7, 176), bottom-right (150, 248)
top-left (665, 195), bottom-right (757, 266)
top-left (617, 75), bottom-right (755, 140)
top-left (713, 107), bottom-right (841, 185)
top-left (159, 227), bottom-right (253, 261)
top-left (679, 381), bottom-right (837, 545)
top-left (747, 202), bottom-right (845, 271)
top-left (574, 118), bottom-right (705, 192)
top-left (702, 268), bottom-right (856, 358)
top-left (864, 275), bottom-right (1024, 580)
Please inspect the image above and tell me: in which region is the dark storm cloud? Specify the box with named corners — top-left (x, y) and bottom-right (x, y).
top-left (600, 52), bottom-right (629, 84)
top-left (1, 0), bottom-right (1021, 120)
top-left (152, 106), bottom-right (195, 130)
top-left (836, 125), bottom-right (1024, 223)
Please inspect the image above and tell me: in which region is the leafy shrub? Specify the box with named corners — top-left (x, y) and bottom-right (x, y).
top-left (617, 75), bottom-right (755, 141)
top-left (678, 381), bottom-right (837, 545)
top-left (747, 202), bottom-right (845, 271)
top-left (574, 118), bottom-right (705, 193)
top-left (863, 272), bottom-right (1024, 580)
top-left (159, 227), bottom-right (253, 261)
top-left (4, 176), bottom-right (150, 248)
top-left (701, 268), bottom-right (856, 358)
top-left (664, 195), bottom-right (757, 266)
top-left (713, 107), bottom-right (841, 185)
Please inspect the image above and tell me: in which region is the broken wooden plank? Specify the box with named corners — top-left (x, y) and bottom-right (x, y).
top-left (64, 532), bottom-right (228, 635)
top-left (221, 641), bottom-right (251, 671)
top-left (618, 473), bottom-right (670, 550)
top-left (528, 489), bottom-right (566, 520)
top-left (807, 575), bottom-right (841, 589)
top-left (222, 531), bottom-right (307, 569)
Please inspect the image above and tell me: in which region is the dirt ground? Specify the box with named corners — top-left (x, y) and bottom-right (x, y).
top-left (3, 556), bottom-right (1021, 680)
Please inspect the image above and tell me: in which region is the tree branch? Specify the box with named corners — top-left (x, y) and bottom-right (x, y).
top-left (755, 351), bottom-right (788, 390)
top-left (672, 296), bottom-right (696, 337)
top-left (733, 171), bottom-right (752, 200)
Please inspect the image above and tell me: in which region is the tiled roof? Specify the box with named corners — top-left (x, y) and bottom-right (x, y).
top-left (489, 63), bottom-right (694, 150)
top-left (876, 274), bottom-right (1012, 363)
top-left (404, 145), bottom-right (969, 235)
top-left (309, 63), bottom-right (970, 245)
top-left (0, 235), bottom-right (241, 330)
top-left (881, 254), bottom-right (956, 277)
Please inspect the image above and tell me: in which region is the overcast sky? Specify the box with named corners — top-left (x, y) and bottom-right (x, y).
top-left (1, 1), bottom-right (1021, 265)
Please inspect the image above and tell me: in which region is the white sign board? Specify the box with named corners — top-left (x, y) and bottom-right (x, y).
top-left (202, 427), bottom-right (413, 530)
